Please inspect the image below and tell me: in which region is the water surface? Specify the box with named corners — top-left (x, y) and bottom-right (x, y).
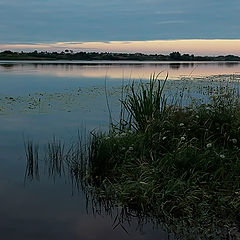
top-left (0, 61), bottom-right (239, 240)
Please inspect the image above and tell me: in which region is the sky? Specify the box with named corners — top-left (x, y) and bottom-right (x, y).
top-left (0, 0), bottom-right (239, 55)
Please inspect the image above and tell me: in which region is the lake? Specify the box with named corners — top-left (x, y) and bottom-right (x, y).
top-left (0, 61), bottom-right (239, 240)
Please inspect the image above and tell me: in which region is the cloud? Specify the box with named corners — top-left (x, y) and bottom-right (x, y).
top-left (155, 10), bottom-right (184, 15)
top-left (0, 0), bottom-right (239, 42)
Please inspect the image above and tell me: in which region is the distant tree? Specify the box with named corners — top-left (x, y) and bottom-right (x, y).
top-left (169, 52), bottom-right (182, 60)
top-left (2, 50), bottom-right (13, 54)
top-left (32, 50), bottom-right (38, 56)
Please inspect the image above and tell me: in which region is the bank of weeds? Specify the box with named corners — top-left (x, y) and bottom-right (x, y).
top-left (80, 74), bottom-right (240, 238)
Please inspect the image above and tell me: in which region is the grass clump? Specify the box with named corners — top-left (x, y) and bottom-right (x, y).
top-left (121, 73), bottom-right (168, 131)
top-left (79, 74), bottom-right (240, 238)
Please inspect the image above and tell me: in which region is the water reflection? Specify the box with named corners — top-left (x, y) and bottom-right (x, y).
top-left (0, 61), bottom-right (240, 80)
top-left (23, 136), bottom-right (232, 240)
top-left (23, 138), bottom-right (173, 239)
top-left (169, 63), bottom-right (181, 69)
top-left (0, 63), bottom-right (15, 70)
top-left (24, 140), bottom-right (40, 182)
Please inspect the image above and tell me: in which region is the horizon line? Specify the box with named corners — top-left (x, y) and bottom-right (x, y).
top-left (0, 39), bottom-right (240, 56)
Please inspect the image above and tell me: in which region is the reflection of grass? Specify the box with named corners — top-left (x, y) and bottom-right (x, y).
top-left (46, 137), bottom-right (65, 178)
top-left (24, 140), bottom-right (39, 182)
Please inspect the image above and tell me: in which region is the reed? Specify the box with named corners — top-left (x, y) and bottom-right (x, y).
top-left (120, 73), bottom-right (168, 131)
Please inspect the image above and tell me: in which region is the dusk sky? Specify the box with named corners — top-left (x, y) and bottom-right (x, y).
top-left (0, 0), bottom-right (240, 55)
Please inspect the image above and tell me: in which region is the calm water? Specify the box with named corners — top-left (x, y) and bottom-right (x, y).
top-left (0, 61), bottom-right (239, 240)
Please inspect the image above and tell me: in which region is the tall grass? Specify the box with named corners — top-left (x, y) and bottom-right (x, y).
top-left (76, 74), bottom-right (240, 238)
top-left (120, 73), bottom-right (168, 131)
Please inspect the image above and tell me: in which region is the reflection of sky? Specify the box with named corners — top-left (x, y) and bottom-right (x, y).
top-left (0, 112), bottom-right (168, 240)
top-left (0, 110), bottom-right (169, 239)
top-left (1, 170), bottom-right (166, 240)
top-left (0, 183), bottom-right (168, 240)
top-left (0, 62), bottom-right (240, 82)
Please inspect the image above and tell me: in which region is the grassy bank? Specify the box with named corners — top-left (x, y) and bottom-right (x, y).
top-left (76, 75), bottom-right (240, 239)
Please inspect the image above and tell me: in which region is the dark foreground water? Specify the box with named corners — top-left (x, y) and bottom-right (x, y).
top-left (0, 61), bottom-right (239, 240)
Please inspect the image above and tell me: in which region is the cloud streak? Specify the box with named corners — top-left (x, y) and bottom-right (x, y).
top-left (155, 10), bottom-right (184, 15)
top-left (157, 20), bottom-right (187, 25)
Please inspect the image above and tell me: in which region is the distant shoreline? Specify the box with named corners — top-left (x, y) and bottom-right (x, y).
top-left (1, 60), bottom-right (240, 65)
top-left (1, 50), bottom-right (240, 62)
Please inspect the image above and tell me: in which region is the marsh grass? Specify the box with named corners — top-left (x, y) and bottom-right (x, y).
top-left (120, 73), bottom-right (168, 131)
top-left (76, 74), bottom-right (240, 238)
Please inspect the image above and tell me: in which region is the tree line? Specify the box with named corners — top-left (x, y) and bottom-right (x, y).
top-left (0, 50), bottom-right (240, 61)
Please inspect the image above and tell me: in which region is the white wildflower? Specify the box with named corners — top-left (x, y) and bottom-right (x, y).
top-left (206, 143), bottom-right (212, 148)
top-left (162, 136), bottom-right (167, 140)
top-left (220, 154), bottom-right (225, 159)
top-left (180, 136), bottom-right (186, 141)
top-left (179, 123), bottom-right (184, 127)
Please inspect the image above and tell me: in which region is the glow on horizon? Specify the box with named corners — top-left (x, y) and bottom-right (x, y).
top-left (0, 39), bottom-right (240, 56)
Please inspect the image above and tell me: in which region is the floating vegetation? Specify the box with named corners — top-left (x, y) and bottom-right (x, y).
top-left (0, 74), bottom-right (240, 115)
top-left (0, 85), bottom-right (121, 114)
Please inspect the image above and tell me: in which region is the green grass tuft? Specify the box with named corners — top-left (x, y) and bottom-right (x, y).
top-left (78, 74), bottom-right (240, 238)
